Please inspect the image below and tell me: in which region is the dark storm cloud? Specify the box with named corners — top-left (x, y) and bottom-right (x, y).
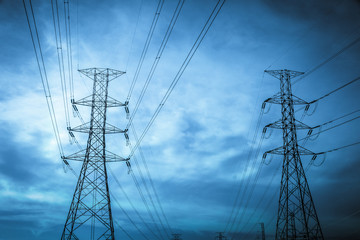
top-left (0, 128), bottom-right (40, 184)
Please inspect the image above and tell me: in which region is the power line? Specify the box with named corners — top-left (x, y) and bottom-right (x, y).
top-left (312, 109), bottom-right (360, 129)
top-left (293, 35), bottom-right (360, 85)
top-left (125, 0), bottom-right (144, 72)
top-left (23, 0), bottom-right (65, 158)
top-left (317, 140), bottom-right (360, 155)
top-left (299, 115), bottom-right (360, 142)
top-left (309, 76), bottom-right (360, 104)
top-left (126, 0), bottom-right (185, 130)
top-left (50, 0), bottom-right (71, 131)
top-left (109, 166), bottom-right (163, 240)
top-left (126, 0), bottom-right (164, 103)
top-left (224, 106), bottom-right (265, 233)
top-left (113, 220), bottom-right (135, 240)
top-left (130, 124), bottom-right (173, 236)
top-left (228, 133), bottom-right (267, 238)
top-left (122, 2), bottom-right (186, 235)
top-left (129, 0), bottom-right (226, 158)
top-left (130, 162), bottom-right (167, 240)
top-left (63, 0), bottom-right (75, 101)
top-left (111, 192), bottom-right (151, 240)
top-left (127, 140), bottom-right (169, 240)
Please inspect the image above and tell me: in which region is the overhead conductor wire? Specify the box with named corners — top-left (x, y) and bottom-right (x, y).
top-left (23, 0), bottom-right (65, 159)
top-left (122, 1), bottom-right (186, 239)
top-left (128, 0), bottom-right (226, 157)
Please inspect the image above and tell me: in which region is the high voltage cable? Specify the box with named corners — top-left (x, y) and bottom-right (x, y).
top-left (228, 133), bottom-right (267, 238)
top-left (293, 35), bottom-right (360, 85)
top-left (50, 0), bottom-right (71, 130)
top-left (125, 0), bottom-right (144, 72)
top-left (129, 0), bottom-right (226, 158)
top-left (127, 139), bottom-right (170, 239)
top-left (317, 141), bottom-right (360, 155)
top-left (130, 124), bottom-right (173, 236)
top-left (109, 166), bottom-right (163, 240)
top-left (223, 72), bottom-right (266, 235)
top-left (126, 0), bottom-right (185, 130)
top-left (299, 115), bottom-right (360, 142)
top-left (130, 162), bottom-right (167, 240)
top-left (242, 162), bottom-right (282, 239)
top-left (224, 111), bottom-right (264, 232)
top-left (124, 1), bottom-right (186, 235)
top-left (122, 1), bottom-right (186, 234)
top-left (127, 0), bottom-right (227, 229)
top-left (113, 220), bottom-right (135, 240)
top-left (63, 0), bottom-right (75, 101)
top-left (111, 193), bottom-right (152, 240)
top-left (23, 0), bottom-right (64, 158)
top-left (309, 76), bottom-right (360, 104)
top-left (238, 159), bottom-right (282, 233)
top-left (279, 75), bottom-right (360, 118)
top-left (126, 0), bottom-right (164, 103)
top-left (224, 107), bottom-right (264, 233)
top-left (312, 109), bottom-right (360, 129)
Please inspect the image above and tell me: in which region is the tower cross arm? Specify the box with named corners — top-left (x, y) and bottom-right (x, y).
top-left (72, 95), bottom-right (127, 108)
top-left (265, 119), bottom-right (312, 130)
top-left (264, 145), bottom-right (315, 156)
top-left (69, 122), bottom-right (127, 134)
top-left (263, 92), bottom-right (309, 105)
top-left (79, 68), bottom-right (125, 81)
top-left (62, 149), bottom-right (129, 162)
top-left (264, 69), bottom-right (304, 79)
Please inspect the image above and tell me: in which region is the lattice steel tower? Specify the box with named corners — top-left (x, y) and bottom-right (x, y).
top-left (263, 69), bottom-right (324, 240)
top-left (61, 68), bottom-right (129, 240)
top-left (215, 232), bottom-right (227, 240)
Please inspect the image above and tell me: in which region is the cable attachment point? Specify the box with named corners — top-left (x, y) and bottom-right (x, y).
top-left (125, 101), bottom-right (130, 119)
top-left (307, 129), bottom-right (313, 136)
top-left (67, 127), bottom-right (75, 144)
top-left (262, 152), bottom-right (267, 163)
top-left (262, 102), bottom-right (266, 109)
top-left (72, 102), bottom-right (79, 118)
top-left (61, 157), bottom-right (69, 173)
top-left (305, 102), bottom-right (318, 116)
top-left (262, 152), bottom-right (273, 165)
top-left (262, 126), bottom-right (273, 139)
top-left (124, 129), bottom-right (129, 146)
top-left (125, 159), bottom-right (132, 174)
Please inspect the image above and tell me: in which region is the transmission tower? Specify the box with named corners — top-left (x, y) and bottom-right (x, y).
top-left (259, 223), bottom-right (265, 240)
top-left (263, 69), bottom-right (324, 240)
top-left (215, 232), bottom-right (227, 240)
top-left (61, 68), bottom-right (129, 240)
top-left (172, 233), bottom-right (182, 240)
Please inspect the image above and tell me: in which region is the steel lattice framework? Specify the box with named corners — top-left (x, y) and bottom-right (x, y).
top-left (263, 69), bottom-right (324, 240)
top-left (61, 68), bottom-right (128, 240)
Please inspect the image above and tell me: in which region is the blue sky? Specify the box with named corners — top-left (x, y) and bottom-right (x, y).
top-left (1, 0), bottom-right (360, 239)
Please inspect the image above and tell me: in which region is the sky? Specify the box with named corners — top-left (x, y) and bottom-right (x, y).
top-left (1, 0), bottom-right (360, 239)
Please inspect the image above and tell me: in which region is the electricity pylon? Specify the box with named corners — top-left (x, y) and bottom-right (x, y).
top-left (172, 233), bottom-right (182, 240)
top-left (259, 223), bottom-right (265, 240)
top-left (215, 232), bottom-right (227, 240)
top-left (61, 68), bottom-right (129, 240)
top-left (263, 69), bottom-right (324, 240)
